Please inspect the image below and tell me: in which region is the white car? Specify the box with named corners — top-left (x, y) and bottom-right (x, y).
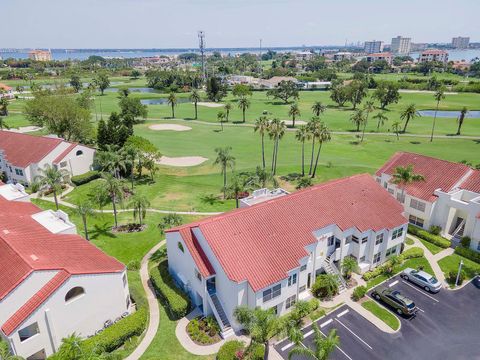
top-left (401, 268), bottom-right (442, 293)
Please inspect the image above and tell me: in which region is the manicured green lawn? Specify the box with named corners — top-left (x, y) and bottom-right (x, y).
top-left (438, 254), bottom-right (480, 286)
top-left (417, 238), bottom-right (444, 255)
top-left (405, 238), bottom-right (415, 246)
top-left (361, 300), bottom-right (400, 330)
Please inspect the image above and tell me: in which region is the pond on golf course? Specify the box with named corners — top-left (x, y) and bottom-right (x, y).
top-left (417, 110), bottom-right (480, 118)
top-left (140, 98), bottom-right (191, 105)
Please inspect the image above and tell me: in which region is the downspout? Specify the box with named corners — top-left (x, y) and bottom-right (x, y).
top-left (44, 308), bottom-right (58, 353)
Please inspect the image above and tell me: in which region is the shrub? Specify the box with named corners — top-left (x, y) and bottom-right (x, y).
top-left (460, 236), bottom-right (471, 248)
top-left (408, 225), bottom-right (450, 248)
top-left (352, 285), bottom-right (367, 301)
top-left (150, 260), bottom-right (190, 319)
top-left (71, 170), bottom-right (100, 186)
top-left (447, 270), bottom-right (466, 285)
top-left (187, 316), bottom-right (220, 345)
top-left (401, 247), bottom-right (424, 260)
top-left (82, 307), bottom-right (148, 353)
top-left (429, 225), bottom-right (442, 235)
top-left (455, 246), bottom-right (480, 264)
top-left (217, 340), bottom-right (245, 360)
top-left (311, 274), bottom-right (339, 299)
top-left (247, 343), bottom-right (265, 360)
top-left (127, 260), bottom-right (141, 271)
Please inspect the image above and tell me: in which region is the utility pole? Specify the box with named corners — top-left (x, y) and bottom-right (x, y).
top-left (455, 260), bottom-right (464, 287)
top-left (198, 31), bottom-right (206, 83)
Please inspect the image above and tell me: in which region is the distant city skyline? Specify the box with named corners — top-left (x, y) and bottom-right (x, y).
top-left (2, 0), bottom-right (478, 49)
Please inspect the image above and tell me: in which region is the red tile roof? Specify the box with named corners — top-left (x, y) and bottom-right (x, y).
top-left (376, 152), bottom-right (476, 201)
top-left (0, 197), bottom-right (125, 302)
top-left (0, 83), bottom-right (13, 91)
top-left (53, 143), bottom-right (78, 164)
top-left (168, 174), bottom-right (406, 291)
top-left (179, 228), bottom-right (215, 277)
top-left (462, 170), bottom-right (480, 193)
top-left (421, 49), bottom-right (448, 55)
top-left (2, 270), bottom-right (70, 336)
top-left (0, 131), bottom-right (64, 168)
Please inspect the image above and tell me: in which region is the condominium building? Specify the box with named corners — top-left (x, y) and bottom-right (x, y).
top-left (391, 36), bottom-right (411, 54)
top-left (451, 37), bottom-right (470, 49)
top-left (166, 174), bottom-right (407, 337)
top-left (28, 50), bottom-right (52, 62)
top-left (366, 52), bottom-right (393, 65)
top-left (364, 41), bottom-right (384, 54)
top-left (418, 49), bottom-right (449, 64)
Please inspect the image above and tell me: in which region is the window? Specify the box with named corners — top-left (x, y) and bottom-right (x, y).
top-left (375, 234), bottom-right (384, 245)
top-left (396, 193), bottom-right (405, 203)
top-left (60, 161), bottom-right (67, 168)
top-left (345, 237), bottom-right (352, 244)
top-left (177, 242), bottom-right (184, 253)
top-left (122, 273), bottom-right (127, 287)
top-left (195, 269), bottom-right (201, 281)
top-left (392, 227), bottom-right (404, 240)
top-left (286, 295), bottom-right (296, 309)
top-left (373, 252), bottom-right (381, 263)
top-left (386, 246), bottom-right (397, 257)
top-left (376, 178), bottom-right (381, 183)
top-left (288, 274), bottom-right (297, 287)
top-left (361, 236), bottom-right (368, 244)
top-left (263, 284), bottom-right (281, 303)
top-left (327, 236), bottom-right (335, 246)
top-left (410, 199), bottom-right (426, 212)
top-left (76, 150), bottom-right (84, 156)
top-left (15, 168), bottom-right (23, 176)
top-left (299, 285), bottom-right (307, 293)
top-left (477, 242), bottom-right (480, 252)
top-left (18, 322), bottom-right (40, 342)
top-left (65, 287), bottom-right (85, 302)
top-left (409, 215), bottom-right (424, 227)
top-left (359, 256), bottom-right (366, 262)
top-left (126, 295), bottom-right (130, 309)
top-left (270, 305), bottom-right (278, 315)
top-left (383, 182), bottom-right (388, 189)
top-left (388, 188), bottom-right (394, 195)
top-left (26, 349), bottom-right (46, 360)
top-left (351, 236), bottom-right (359, 244)
top-left (300, 264), bottom-right (307, 272)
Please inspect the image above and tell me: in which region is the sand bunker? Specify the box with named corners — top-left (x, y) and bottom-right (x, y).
top-left (148, 124), bottom-right (192, 131)
top-left (157, 156), bottom-right (208, 167)
top-left (197, 102), bottom-right (224, 108)
top-left (283, 120), bottom-right (307, 126)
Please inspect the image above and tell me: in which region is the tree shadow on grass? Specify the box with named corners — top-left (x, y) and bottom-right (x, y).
top-left (473, 140), bottom-right (480, 144)
top-left (410, 141), bottom-right (421, 145)
top-left (89, 222), bottom-right (117, 240)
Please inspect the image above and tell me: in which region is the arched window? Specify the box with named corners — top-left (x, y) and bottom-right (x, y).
top-left (76, 150), bottom-right (83, 156)
top-left (65, 286), bottom-right (85, 302)
top-left (178, 242), bottom-right (184, 253)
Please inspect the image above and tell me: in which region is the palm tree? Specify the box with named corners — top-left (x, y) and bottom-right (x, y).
top-left (35, 164), bottom-right (69, 210)
top-left (56, 333), bottom-right (83, 360)
top-left (224, 103), bottom-right (232, 122)
top-left (0, 116), bottom-right (10, 130)
top-left (227, 175), bottom-right (247, 208)
top-left (74, 201), bottom-right (95, 241)
top-left (254, 116), bottom-right (270, 170)
top-left (233, 307), bottom-right (281, 360)
top-left (95, 145), bottom-right (127, 179)
top-left (360, 100), bottom-right (374, 142)
top-left (122, 145), bottom-right (138, 190)
top-left (129, 194), bottom-right (150, 226)
top-left (217, 111), bottom-right (225, 131)
top-left (101, 173), bottom-right (125, 228)
top-left (0, 339), bottom-right (24, 360)
top-left (295, 125), bottom-right (310, 176)
top-left (391, 121), bottom-right (402, 140)
top-left (391, 165), bottom-right (425, 203)
top-left (311, 122), bottom-right (331, 178)
top-left (307, 116), bottom-right (321, 176)
top-left (190, 89), bottom-right (201, 119)
top-left (430, 87), bottom-right (445, 142)
top-left (341, 257), bottom-right (359, 279)
top-left (0, 97), bottom-right (9, 117)
top-left (268, 118), bottom-right (286, 175)
top-left (167, 92), bottom-right (177, 118)
top-left (400, 104), bottom-right (417, 133)
top-left (288, 103), bottom-right (301, 128)
top-left (213, 147), bottom-right (235, 199)
top-left (456, 106), bottom-right (468, 135)
top-left (350, 109), bottom-right (365, 132)
top-left (373, 111), bottom-right (389, 130)
top-left (311, 101), bottom-right (327, 117)
top-left (288, 325), bottom-right (340, 360)
top-left (238, 96), bottom-right (250, 123)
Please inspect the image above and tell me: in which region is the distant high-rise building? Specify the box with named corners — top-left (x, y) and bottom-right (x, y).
top-left (364, 40), bottom-right (384, 54)
top-left (451, 37), bottom-right (470, 49)
top-left (391, 36), bottom-right (411, 54)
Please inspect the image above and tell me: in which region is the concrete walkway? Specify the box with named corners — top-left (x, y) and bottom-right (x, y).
top-left (125, 240), bottom-right (165, 360)
top-left (175, 308), bottom-right (249, 355)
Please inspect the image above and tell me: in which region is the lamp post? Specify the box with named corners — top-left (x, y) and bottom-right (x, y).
top-left (455, 260), bottom-right (464, 287)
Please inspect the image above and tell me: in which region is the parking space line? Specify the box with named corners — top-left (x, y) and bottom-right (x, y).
top-left (320, 319), bottom-right (333, 328)
top-left (337, 309), bottom-right (349, 318)
top-left (335, 319), bottom-right (373, 350)
top-left (318, 328), bottom-right (354, 360)
top-left (401, 280), bottom-right (439, 302)
top-left (304, 329), bottom-right (314, 338)
top-left (388, 280), bottom-right (399, 287)
top-left (416, 306), bottom-right (425, 313)
top-left (281, 342), bottom-right (294, 352)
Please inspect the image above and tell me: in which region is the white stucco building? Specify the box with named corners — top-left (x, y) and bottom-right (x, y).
top-left (391, 36), bottom-right (411, 55)
top-left (0, 131), bottom-right (95, 186)
top-left (418, 49), bottom-right (449, 64)
top-left (0, 183), bottom-right (130, 359)
top-left (166, 174), bottom-right (407, 337)
top-left (376, 152), bottom-right (480, 252)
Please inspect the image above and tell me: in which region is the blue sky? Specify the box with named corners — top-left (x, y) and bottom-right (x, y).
top-left (3, 0), bottom-right (478, 48)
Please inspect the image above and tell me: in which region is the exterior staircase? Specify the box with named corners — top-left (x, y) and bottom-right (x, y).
top-left (208, 293), bottom-right (234, 338)
top-left (451, 219), bottom-right (466, 240)
top-left (324, 255), bottom-right (347, 293)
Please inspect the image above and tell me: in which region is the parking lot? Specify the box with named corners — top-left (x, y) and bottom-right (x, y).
top-left (275, 276), bottom-right (480, 360)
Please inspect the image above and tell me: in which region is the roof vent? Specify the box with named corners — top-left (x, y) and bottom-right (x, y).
top-left (30, 254), bottom-right (39, 261)
top-left (3, 229), bottom-right (9, 235)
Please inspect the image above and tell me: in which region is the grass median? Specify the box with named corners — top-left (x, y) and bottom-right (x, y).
top-left (362, 300), bottom-right (400, 331)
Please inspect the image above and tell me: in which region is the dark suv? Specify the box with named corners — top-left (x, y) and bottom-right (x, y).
top-left (372, 286), bottom-right (417, 316)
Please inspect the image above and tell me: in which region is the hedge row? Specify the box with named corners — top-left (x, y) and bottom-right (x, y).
top-left (82, 307), bottom-right (148, 354)
top-left (150, 260), bottom-right (190, 319)
top-left (455, 246), bottom-right (480, 264)
top-left (71, 170), bottom-right (100, 186)
top-left (408, 225), bottom-right (451, 249)
top-left (362, 247), bottom-right (424, 281)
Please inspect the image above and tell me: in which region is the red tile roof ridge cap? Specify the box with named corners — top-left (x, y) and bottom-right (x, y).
top-left (168, 173), bottom-right (373, 232)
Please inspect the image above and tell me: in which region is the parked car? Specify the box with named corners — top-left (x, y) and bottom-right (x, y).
top-left (401, 268), bottom-right (442, 293)
top-left (371, 286), bottom-right (417, 316)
